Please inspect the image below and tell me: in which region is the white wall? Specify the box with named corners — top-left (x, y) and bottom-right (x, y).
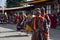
top-left (27, 0), bottom-right (33, 1)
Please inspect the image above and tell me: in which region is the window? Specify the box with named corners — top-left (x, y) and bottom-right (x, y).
top-left (46, 5), bottom-right (51, 14)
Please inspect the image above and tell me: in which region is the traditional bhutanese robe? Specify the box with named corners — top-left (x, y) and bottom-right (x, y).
top-left (31, 15), bottom-right (48, 40)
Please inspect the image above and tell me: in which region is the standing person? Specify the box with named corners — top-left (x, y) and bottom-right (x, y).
top-left (31, 8), bottom-right (47, 40)
top-left (3, 15), bottom-right (7, 23)
top-left (17, 11), bottom-right (25, 31)
top-left (40, 7), bottom-right (51, 40)
top-left (25, 12), bottom-right (33, 32)
top-left (49, 14), bottom-right (57, 29)
top-left (14, 13), bottom-right (18, 24)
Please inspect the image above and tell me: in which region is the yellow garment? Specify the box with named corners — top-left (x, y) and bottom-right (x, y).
top-left (25, 24), bottom-right (33, 32)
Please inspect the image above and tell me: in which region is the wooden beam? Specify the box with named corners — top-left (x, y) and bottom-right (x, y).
top-left (20, 0), bottom-right (47, 4)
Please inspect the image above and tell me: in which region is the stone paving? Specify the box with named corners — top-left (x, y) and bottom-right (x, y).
top-left (0, 24), bottom-right (60, 40)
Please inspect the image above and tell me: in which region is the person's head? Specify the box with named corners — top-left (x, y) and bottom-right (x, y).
top-left (28, 11), bottom-right (33, 16)
top-left (34, 8), bottom-right (41, 16)
top-left (27, 12), bottom-right (33, 20)
top-left (41, 7), bottom-right (45, 13)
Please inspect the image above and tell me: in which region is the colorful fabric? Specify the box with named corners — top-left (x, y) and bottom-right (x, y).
top-left (25, 24), bottom-right (33, 32)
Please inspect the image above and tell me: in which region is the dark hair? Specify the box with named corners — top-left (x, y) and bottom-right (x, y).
top-left (41, 7), bottom-right (45, 12)
top-left (19, 11), bottom-right (24, 15)
top-left (33, 8), bottom-right (40, 16)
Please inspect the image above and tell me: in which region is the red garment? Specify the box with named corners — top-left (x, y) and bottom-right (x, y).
top-left (41, 13), bottom-right (50, 40)
top-left (33, 16), bottom-right (43, 31)
top-left (14, 16), bottom-right (18, 24)
top-left (15, 16), bottom-right (18, 22)
top-left (49, 14), bottom-right (57, 29)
